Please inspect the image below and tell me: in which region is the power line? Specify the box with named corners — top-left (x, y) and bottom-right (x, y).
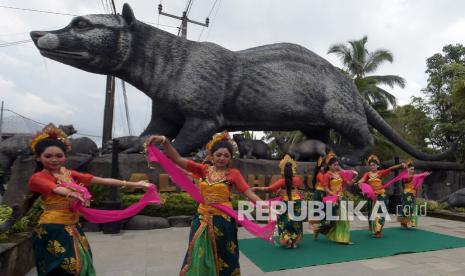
top-left (205, 0), bottom-right (222, 41)
top-left (0, 39), bottom-right (31, 47)
top-left (198, 0), bottom-right (218, 41)
top-left (0, 4), bottom-right (78, 16)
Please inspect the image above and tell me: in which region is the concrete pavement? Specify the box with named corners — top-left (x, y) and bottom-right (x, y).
top-left (26, 216), bottom-right (465, 275)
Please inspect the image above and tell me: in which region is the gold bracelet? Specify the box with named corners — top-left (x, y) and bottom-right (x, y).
top-left (122, 180), bottom-right (127, 188)
top-left (161, 136), bottom-right (166, 145)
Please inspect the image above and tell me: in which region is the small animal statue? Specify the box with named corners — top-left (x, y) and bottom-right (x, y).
top-left (233, 134), bottom-right (271, 159)
top-left (275, 136), bottom-right (327, 161)
top-left (30, 3), bottom-right (455, 165)
top-left (106, 136), bottom-right (145, 153)
top-left (441, 188), bottom-right (465, 209)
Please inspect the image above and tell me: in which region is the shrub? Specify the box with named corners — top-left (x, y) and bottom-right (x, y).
top-left (416, 198), bottom-right (448, 212)
top-left (0, 199), bottom-right (43, 241)
top-left (121, 192), bottom-right (198, 217)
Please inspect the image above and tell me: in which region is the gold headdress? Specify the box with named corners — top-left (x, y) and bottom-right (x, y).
top-left (367, 154), bottom-right (380, 165)
top-left (406, 159), bottom-right (413, 168)
top-left (325, 151), bottom-right (337, 165)
top-left (279, 154), bottom-right (297, 175)
top-left (205, 131), bottom-right (238, 157)
top-left (30, 123), bottom-right (71, 153)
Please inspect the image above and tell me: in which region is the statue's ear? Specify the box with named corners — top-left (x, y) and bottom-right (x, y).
top-left (122, 3), bottom-right (135, 25)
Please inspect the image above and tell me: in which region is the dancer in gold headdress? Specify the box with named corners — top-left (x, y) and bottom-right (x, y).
top-left (321, 152), bottom-right (358, 244)
top-left (147, 131), bottom-right (262, 276)
top-left (356, 155), bottom-right (404, 237)
top-left (253, 154), bottom-right (304, 248)
top-left (398, 160), bottom-right (427, 229)
top-left (29, 124), bottom-right (153, 276)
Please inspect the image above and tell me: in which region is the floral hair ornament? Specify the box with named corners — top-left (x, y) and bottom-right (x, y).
top-left (279, 154), bottom-right (297, 175)
top-left (325, 151), bottom-right (337, 165)
top-left (30, 123), bottom-right (71, 153)
top-left (205, 131), bottom-right (239, 158)
top-left (367, 154), bottom-right (380, 165)
top-left (406, 159), bottom-right (413, 168)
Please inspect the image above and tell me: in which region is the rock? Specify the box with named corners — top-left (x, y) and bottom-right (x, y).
top-left (124, 215), bottom-right (169, 230)
top-left (167, 215), bottom-right (192, 227)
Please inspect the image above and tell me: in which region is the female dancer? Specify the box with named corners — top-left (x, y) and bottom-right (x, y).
top-left (147, 132), bottom-right (262, 276)
top-left (252, 155), bottom-right (303, 248)
top-left (357, 155), bottom-right (404, 237)
top-left (29, 124), bottom-right (152, 276)
top-left (321, 153), bottom-right (357, 244)
top-left (398, 160), bottom-right (430, 228)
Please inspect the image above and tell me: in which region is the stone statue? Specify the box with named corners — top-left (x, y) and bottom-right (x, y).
top-left (441, 188), bottom-right (465, 208)
top-left (68, 137), bottom-right (99, 156)
top-left (30, 3), bottom-right (455, 165)
top-left (233, 134), bottom-right (271, 159)
top-left (275, 137), bottom-right (327, 161)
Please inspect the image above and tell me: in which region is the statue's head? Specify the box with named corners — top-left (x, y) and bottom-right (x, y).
top-left (58, 124), bottom-right (77, 136)
top-left (30, 3), bottom-right (136, 74)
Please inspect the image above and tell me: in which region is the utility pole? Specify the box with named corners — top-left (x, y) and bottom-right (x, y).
top-left (102, 0), bottom-right (117, 149)
top-left (102, 75), bottom-right (115, 149)
top-left (0, 101), bottom-right (4, 138)
top-left (158, 4), bottom-right (209, 39)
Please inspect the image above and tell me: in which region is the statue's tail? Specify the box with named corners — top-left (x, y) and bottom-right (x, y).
top-left (363, 101), bottom-right (457, 161)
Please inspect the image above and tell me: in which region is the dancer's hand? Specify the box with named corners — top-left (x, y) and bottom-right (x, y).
top-left (146, 135), bottom-right (167, 145)
top-left (68, 192), bottom-right (90, 206)
top-left (136, 181), bottom-right (154, 190)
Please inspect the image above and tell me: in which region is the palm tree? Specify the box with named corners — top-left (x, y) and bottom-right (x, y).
top-left (328, 36), bottom-right (406, 109)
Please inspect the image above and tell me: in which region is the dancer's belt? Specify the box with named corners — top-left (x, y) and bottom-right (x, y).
top-left (44, 202), bottom-right (71, 210)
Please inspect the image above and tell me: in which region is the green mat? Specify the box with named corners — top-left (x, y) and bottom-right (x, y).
top-left (239, 228), bottom-right (465, 272)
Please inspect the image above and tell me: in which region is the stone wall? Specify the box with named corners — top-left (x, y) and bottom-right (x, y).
top-left (0, 233), bottom-right (35, 276)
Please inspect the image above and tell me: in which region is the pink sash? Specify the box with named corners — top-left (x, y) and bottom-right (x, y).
top-left (322, 195), bottom-right (339, 204)
top-left (147, 145), bottom-right (276, 242)
top-left (67, 182), bottom-right (161, 223)
top-left (359, 183), bottom-right (376, 200)
top-left (382, 171), bottom-right (430, 191)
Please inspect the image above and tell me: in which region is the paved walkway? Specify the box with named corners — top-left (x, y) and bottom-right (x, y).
top-left (27, 216), bottom-right (465, 275)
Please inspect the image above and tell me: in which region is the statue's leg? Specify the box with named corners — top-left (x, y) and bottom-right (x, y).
top-left (302, 129), bottom-right (330, 144)
top-left (322, 102), bottom-right (373, 165)
top-left (171, 117), bottom-right (219, 156)
top-left (141, 117), bottom-right (180, 139)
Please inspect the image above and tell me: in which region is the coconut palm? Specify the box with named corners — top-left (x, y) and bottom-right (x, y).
top-left (328, 36), bottom-right (406, 108)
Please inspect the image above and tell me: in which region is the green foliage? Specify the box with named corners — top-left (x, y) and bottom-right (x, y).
top-left (328, 35), bottom-right (405, 110)
top-left (416, 198), bottom-right (448, 212)
top-left (121, 192), bottom-right (198, 217)
top-left (0, 204), bottom-right (13, 224)
top-left (88, 184), bottom-right (112, 207)
top-left (0, 199), bottom-right (43, 242)
top-left (420, 44), bottom-right (465, 161)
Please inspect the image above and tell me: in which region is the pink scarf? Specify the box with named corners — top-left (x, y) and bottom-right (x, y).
top-left (147, 145), bottom-right (276, 242)
top-left (322, 170), bottom-right (356, 203)
top-left (66, 182), bottom-right (161, 223)
top-left (382, 171), bottom-right (430, 191)
top-left (359, 183), bottom-right (376, 201)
